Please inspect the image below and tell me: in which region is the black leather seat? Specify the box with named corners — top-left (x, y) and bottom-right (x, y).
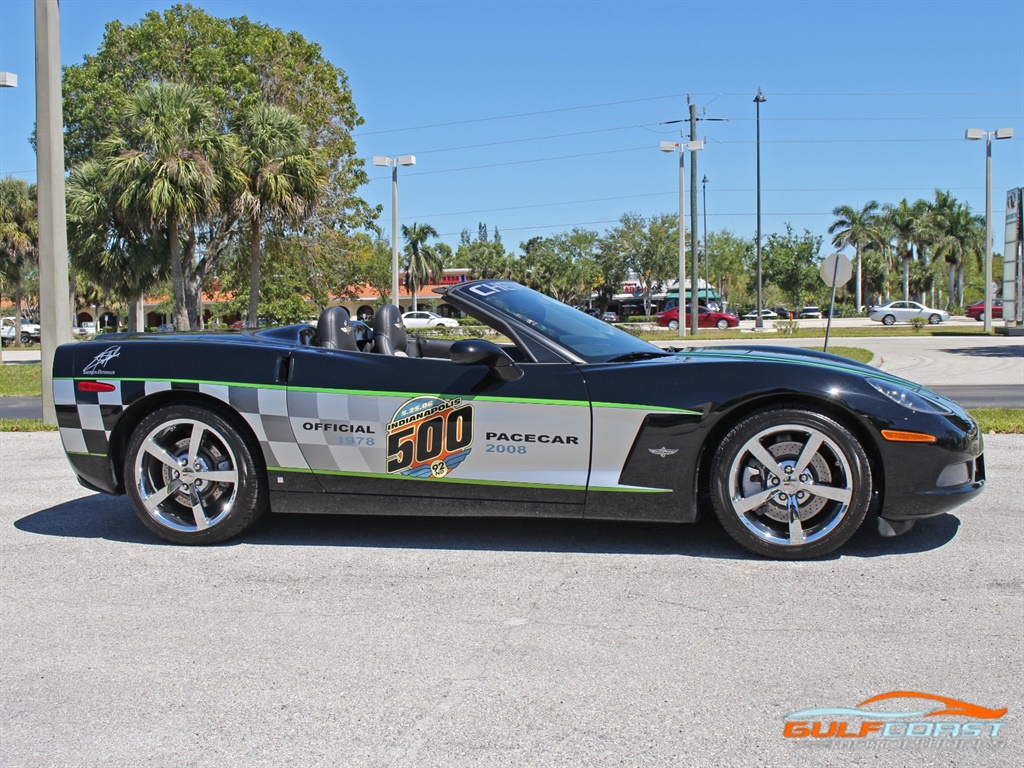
top-left (317, 305), bottom-right (358, 352)
top-left (373, 304), bottom-right (411, 356)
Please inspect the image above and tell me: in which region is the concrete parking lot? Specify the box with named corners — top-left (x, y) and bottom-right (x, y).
top-left (1, 431), bottom-right (1020, 767)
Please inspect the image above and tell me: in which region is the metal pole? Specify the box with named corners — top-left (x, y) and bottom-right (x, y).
top-left (390, 163), bottom-right (400, 306)
top-left (677, 147), bottom-right (686, 340)
top-left (702, 176), bottom-right (709, 304)
top-left (689, 103), bottom-right (699, 336)
top-left (983, 134), bottom-right (993, 333)
top-left (35, 0), bottom-right (71, 426)
top-left (754, 88), bottom-right (765, 329)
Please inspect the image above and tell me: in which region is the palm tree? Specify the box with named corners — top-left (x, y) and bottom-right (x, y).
top-left (828, 201), bottom-right (882, 311)
top-left (233, 102), bottom-right (328, 328)
top-left (929, 199), bottom-right (984, 311)
top-left (401, 222), bottom-right (444, 311)
top-left (103, 82), bottom-right (238, 330)
top-left (0, 178), bottom-right (39, 348)
top-left (881, 198), bottom-right (930, 302)
top-left (67, 160), bottom-right (168, 332)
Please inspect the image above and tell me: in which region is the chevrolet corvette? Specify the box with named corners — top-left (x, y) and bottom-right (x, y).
top-left (53, 280), bottom-right (984, 559)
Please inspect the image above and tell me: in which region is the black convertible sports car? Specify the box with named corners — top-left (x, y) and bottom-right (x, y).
top-left (53, 280), bottom-right (984, 559)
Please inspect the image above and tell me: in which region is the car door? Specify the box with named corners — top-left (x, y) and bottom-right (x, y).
top-left (283, 347), bottom-right (592, 510)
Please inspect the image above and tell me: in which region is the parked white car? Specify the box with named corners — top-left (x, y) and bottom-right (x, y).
top-left (401, 311), bottom-right (460, 329)
top-left (868, 301), bottom-right (949, 325)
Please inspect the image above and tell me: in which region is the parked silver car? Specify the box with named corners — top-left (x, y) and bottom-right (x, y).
top-left (868, 301), bottom-right (949, 325)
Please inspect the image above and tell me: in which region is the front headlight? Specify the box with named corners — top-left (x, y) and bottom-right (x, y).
top-left (867, 378), bottom-right (952, 414)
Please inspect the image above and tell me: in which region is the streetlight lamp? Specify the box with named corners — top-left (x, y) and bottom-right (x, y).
top-left (701, 174), bottom-right (709, 305)
top-left (373, 154), bottom-right (417, 306)
top-left (754, 88), bottom-right (766, 329)
top-left (965, 127), bottom-right (1013, 333)
top-left (660, 138), bottom-right (703, 338)
top-left (0, 72), bottom-right (17, 87)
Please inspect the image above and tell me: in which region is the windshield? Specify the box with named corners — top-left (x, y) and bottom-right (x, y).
top-left (457, 281), bottom-right (665, 363)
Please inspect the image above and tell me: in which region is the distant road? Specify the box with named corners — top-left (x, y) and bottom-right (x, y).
top-left (3, 333), bottom-right (1022, 414)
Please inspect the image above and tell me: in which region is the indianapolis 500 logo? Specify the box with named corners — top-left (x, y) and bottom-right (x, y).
top-left (386, 396), bottom-right (473, 478)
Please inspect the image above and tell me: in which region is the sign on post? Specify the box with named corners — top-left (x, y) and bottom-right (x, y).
top-left (820, 252), bottom-right (853, 287)
top-left (819, 253), bottom-right (852, 353)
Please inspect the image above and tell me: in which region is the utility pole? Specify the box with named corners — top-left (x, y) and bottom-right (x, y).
top-left (688, 102), bottom-right (700, 336)
top-left (35, 0), bottom-right (71, 425)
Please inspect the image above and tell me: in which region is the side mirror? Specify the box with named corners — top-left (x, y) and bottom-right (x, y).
top-left (450, 339), bottom-right (523, 382)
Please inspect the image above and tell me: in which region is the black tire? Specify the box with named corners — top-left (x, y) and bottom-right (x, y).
top-left (124, 403), bottom-right (267, 544)
top-left (21, 332), bottom-right (31, 344)
top-left (928, 314), bottom-right (941, 324)
top-left (709, 407), bottom-right (872, 559)
top-left (717, 319), bottom-right (729, 330)
top-left (976, 312), bottom-right (985, 322)
top-left (668, 319), bottom-right (679, 331)
top-left (882, 314), bottom-right (896, 326)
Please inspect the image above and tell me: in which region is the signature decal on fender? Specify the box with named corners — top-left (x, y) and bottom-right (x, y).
top-left (83, 346), bottom-right (121, 375)
top-left (386, 396), bottom-right (474, 478)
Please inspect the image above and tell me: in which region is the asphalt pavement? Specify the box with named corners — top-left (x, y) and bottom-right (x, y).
top-left (1, 431), bottom-right (1021, 767)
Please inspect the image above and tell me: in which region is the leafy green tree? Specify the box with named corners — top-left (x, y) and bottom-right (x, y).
top-left (401, 223), bottom-right (444, 311)
top-left (101, 82), bottom-right (239, 330)
top-left (705, 230), bottom-right (752, 308)
top-left (602, 213), bottom-right (677, 319)
top-left (455, 239), bottom-right (512, 279)
top-left (759, 224), bottom-right (823, 311)
top-left (0, 178), bottom-right (38, 348)
top-left (234, 102), bottom-right (329, 328)
top-left (60, 4), bottom-right (372, 324)
top-left (828, 201), bottom-right (884, 310)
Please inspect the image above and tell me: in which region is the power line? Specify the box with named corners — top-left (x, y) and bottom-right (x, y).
top-left (356, 91), bottom-right (1024, 135)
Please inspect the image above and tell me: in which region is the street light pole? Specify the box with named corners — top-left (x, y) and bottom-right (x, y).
top-left (660, 137), bottom-right (704, 339)
top-left (373, 154), bottom-right (416, 306)
top-left (965, 127), bottom-right (1013, 333)
top-left (754, 88), bottom-right (766, 330)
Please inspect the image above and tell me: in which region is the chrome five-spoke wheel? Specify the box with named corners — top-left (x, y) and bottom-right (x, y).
top-left (125, 404), bottom-right (266, 544)
top-left (710, 408), bottom-right (871, 559)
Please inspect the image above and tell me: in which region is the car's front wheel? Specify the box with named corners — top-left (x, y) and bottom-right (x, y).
top-left (717, 319), bottom-right (729, 330)
top-left (124, 403), bottom-right (267, 544)
top-left (709, 408), bottom-right (871, 559)
top-left (976, 312), bottom-right (985, 322)
top-left (882, 314), bottom-right (896, 326)
top-left (928, 314), bottom-right (942, 324)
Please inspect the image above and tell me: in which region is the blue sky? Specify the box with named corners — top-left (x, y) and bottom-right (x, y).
top-left (1, 0), bottom-right (1022, 255)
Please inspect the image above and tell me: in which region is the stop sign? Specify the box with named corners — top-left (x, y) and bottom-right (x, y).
top-left (820, 252), bottom-right (853, 287)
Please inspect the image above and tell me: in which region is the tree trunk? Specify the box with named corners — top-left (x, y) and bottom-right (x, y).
top-left (947, 263), bottom-right (956, 310)
top-left (854, 248), bottom-right (862, 312)
top-left (168, 219), bottom-right (190, 331)
top-left (13, 281), bottom-right (22, 347)
top-left (126, 294), bottom-right (144, 333)
top-left (902, 253), bottom-right (910, 302)
top-left (247, 216), bottom-right (261, 329)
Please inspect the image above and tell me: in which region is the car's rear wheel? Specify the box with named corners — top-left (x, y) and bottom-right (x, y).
top-left (717, 318), bottom-right (729, 330)
top-left (668, 319), bottom-right (679, 331)
top-left (928, 314), bottom-right (942, 324)
top-left (976, 312), bottom-right (985, 322)
top-left (124, 403), bottom-right (267, 545)
top-left (709, 408), bottom-right (871, 559)
top-left (882, 314), bottom-right (896, 326)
